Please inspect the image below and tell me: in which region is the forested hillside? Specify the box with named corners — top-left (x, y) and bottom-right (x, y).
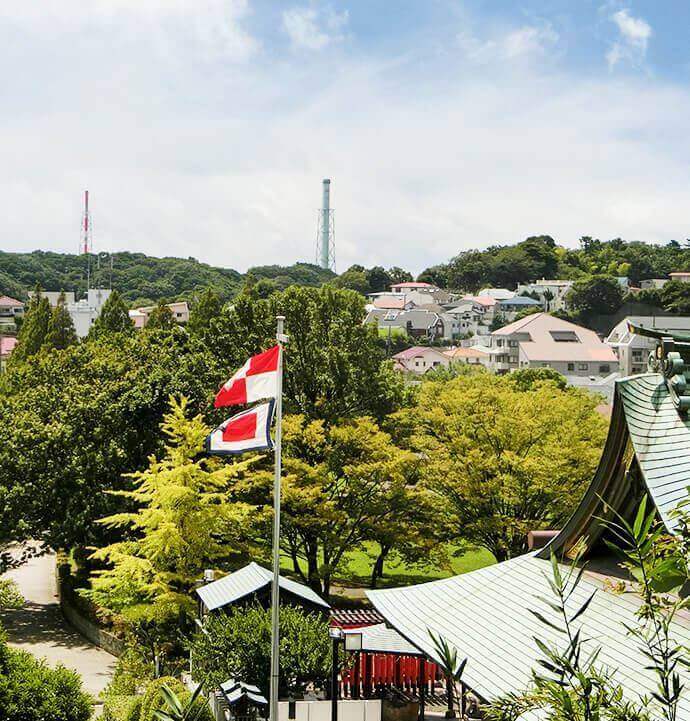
top-left (417, 236), bottom-right (690, 292)
top-left (0, 250), bottom-right (335, 305)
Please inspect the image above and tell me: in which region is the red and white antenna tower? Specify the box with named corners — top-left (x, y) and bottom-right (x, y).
top-left (81, 190), bottom-right (92, 255)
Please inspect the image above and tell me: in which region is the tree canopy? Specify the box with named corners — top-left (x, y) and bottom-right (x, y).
top-left (84, 397), bottom-right (253, 619)
top-left (395, 371), bottom-right (608, 561)
top-left (190, 606), bottom-right (331, 696)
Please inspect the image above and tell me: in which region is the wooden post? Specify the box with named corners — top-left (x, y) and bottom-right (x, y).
top-left (363, 654), bottom-right (372, 699)
top-left (418, 658), bottom-right (426, 721)
top-left (353, 653), bottom-right (361, 699)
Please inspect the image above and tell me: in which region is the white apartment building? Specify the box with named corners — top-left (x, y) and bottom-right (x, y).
top-left (29, 288), bottom-right (111, 338)
top-left (482, 312), bottom-right (617, 376)
top-left (68, 288), bottom-right (112, 337)
top-left (606, 316), bottom-right (690, 376)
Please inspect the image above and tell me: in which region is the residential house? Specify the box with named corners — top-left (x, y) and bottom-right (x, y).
top-left (0, 336), bottom-right (17, 372)
top-left (364, 307), bottom-right (448, 341)
top-left (129, 301), bottom-right (190, 329)
top-left (391, 346), bottom-right (450, 374)
top-left (477, 287), bottom-right (515, 300)
top-left (606, 316), bottom-right (690, 376)
top-left (444, 298), bottom-right (491, 338)
top-left (484, 312), bottom-right (617, 376)
top-left (495, 295), bottom-right (541, 321)
top-left (0, 296), bottom-right (24, 329)
top-left (371, 295), bottom-right (409, 311)
top-left (390, 281), bottom-right (438, 295)
top-left (515, 279), bottom-right (574, 312)
top-left (443, 346), bottom-right (489, 366)
top-left (670, 271), bottom-right (690, 283)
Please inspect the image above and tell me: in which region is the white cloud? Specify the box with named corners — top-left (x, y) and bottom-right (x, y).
top-left (0, 5), bottom-right (688, 276)
top-left (0, 0), bottom-right (257, 62)
top-left (607, 9), bottom-right (652, 69)
top-left (282, 5), bottom-right (349, 51)
top-left (457, 22), bottom-right (558, 64)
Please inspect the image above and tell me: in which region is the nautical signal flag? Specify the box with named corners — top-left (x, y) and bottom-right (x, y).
top-left (206, 401), bottom-right (275, 455)
top-left (214, 346), bottom-right (280, 408)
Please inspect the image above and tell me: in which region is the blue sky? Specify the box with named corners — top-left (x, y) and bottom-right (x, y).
top-left (0, 1), bottom-right (688, 274)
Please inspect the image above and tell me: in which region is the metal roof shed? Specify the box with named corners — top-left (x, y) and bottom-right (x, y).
top-left (196, 562), bottom-right (330, 615)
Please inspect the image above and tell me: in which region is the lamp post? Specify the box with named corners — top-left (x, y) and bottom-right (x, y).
top-left (329, 627), bottom-right (343, 721)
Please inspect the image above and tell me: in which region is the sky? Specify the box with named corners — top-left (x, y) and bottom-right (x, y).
top-left (1, 1), bottom-right (689, 275)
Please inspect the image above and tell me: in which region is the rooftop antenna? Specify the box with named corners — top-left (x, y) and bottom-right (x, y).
top-left (315, 179), bottom-right (336, 271)
top-left (81, 190), bottom-right (92, 255)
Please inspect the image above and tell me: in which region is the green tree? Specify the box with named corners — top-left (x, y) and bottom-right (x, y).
top-left (365, 266), bottom-right (392, 293)
top-left (239, 415), bottom-right (420, 595)
top-left (397, 373), bottom-right (608, 561)
top-left (660, 280), bottom-right (690, 315)
top-left (146, 301), bottom-right (175, 331)
top-left (388, 267), bottom-right (413, 285)
top-left (11, 285), bottom-right (50, 363)
top-left (332, 266), bottom-right (371, 294)
top-left (207, 285), bottom-right (407, 425)
top-left (187, 288), bottom-right (222, 337)
top-left (190, 606), bottom-right (331, 696)
top-left (0, 328), bottom-right (224, 552)
top-left (45, 291), bottom-right (78, 350)
top-left (490, 312), bottom-right (507, 332)
top-left (91, 290), bottom-right (134, 337)
top-left (84, 397), bottom-right (252, 618)
top-left (565, 275), bottom-right (624, 321)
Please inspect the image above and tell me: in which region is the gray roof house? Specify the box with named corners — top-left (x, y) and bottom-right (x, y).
top-left (367, 327), bottom-right (690, 718)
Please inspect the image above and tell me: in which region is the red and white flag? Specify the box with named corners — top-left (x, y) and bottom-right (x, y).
top-left (214, 346), bottom-right (280, 408)
top-left (206, 401), bottom-right (275, 455)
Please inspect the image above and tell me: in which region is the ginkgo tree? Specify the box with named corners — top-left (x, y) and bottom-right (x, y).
top-left (84, 396), bottom-right (254, 619)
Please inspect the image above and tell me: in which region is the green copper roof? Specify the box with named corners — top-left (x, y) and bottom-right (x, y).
top-left (368, 554), bottom-right (690, 716)
top-left (617, 373), bottom-right (690, 530)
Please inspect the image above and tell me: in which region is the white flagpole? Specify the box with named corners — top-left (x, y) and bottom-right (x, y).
top-left (270, 316), bottom-right (286, 721)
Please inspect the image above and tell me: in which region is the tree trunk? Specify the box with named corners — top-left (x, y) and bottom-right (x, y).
top-left (370, 544), bottom-right (391, 589)
top-left (306, 549), bottom-right (322, 594)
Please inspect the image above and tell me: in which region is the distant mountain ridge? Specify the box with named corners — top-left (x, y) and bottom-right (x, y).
top-left (0, 250), bottom-right (335, 306)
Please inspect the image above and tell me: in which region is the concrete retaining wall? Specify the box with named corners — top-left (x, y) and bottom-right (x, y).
top-left (55, 561), bottom-right (125, 657)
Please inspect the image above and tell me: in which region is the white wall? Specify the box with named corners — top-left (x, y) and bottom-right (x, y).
top-left (278, 699), bottom-right (381, 721)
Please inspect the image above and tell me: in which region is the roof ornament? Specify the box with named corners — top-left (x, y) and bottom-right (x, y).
top-left (628, 322), bottom-right (690, 412)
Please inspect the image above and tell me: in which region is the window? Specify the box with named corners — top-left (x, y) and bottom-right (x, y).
top-left (567, 363), bottom-right (575, 371)
top-left (632, 350), bottom-right (643, 359)
top-left (541, 363), bottom-right (549, 368)
top-left (496, 339), bottom-right (503, 347)
top-left (599, 365), bottom-right (610, 374)
top-left (578, 363), bottom-right (588, 371)
top-left (508, 340), bottom-right (518, 347)
top-left (550, 331), bottom-right (580, 342)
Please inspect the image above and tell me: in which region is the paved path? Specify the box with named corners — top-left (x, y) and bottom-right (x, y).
top-left (0, 549), bottom-right (117, 699)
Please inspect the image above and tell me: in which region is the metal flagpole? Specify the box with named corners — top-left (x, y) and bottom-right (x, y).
top-left (270, 316), bottom-right (286, 721)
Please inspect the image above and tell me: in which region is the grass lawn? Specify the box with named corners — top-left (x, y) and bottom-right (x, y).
top-left (280, 542), bottom-right (495, 590)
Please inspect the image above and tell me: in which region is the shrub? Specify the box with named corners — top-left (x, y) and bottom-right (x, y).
top-left (102, 695), bottom-right (142, 721)
top-left (0, 644), bottom-right (92, 721)
top-left (139, 677), bottom-right (186, 721)
top-left (190, 605), bottom-right (331, 696)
